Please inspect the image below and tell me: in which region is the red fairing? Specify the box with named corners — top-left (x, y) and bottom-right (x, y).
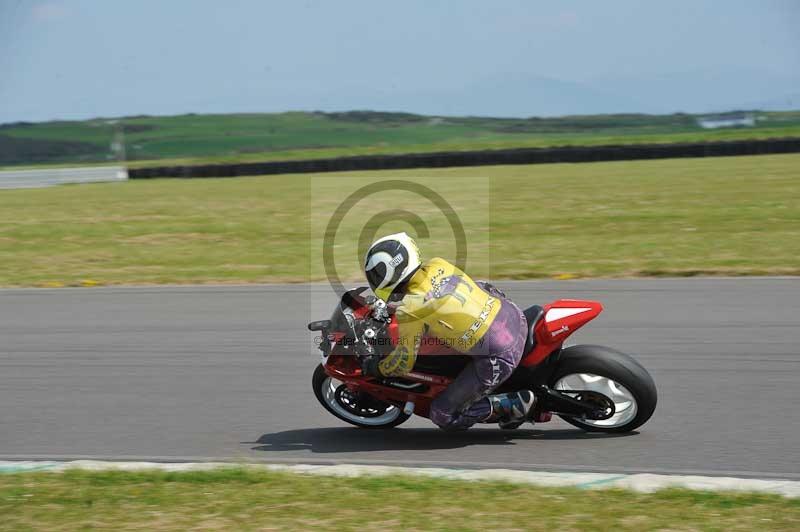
top-left (387, 316), bottom-right (399, 344)
top-left (520, 299), bottom-right (603, 367)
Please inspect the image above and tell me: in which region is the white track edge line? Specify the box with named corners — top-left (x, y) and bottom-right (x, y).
top-left (1, 460), bottom-right (799, 498)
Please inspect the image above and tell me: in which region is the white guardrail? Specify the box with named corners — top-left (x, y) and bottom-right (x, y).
top-left (0, 166), bottom-right (128, 189)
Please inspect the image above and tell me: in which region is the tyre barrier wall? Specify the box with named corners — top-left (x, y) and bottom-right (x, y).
top-left (128, 137), bottom-right (800, 179)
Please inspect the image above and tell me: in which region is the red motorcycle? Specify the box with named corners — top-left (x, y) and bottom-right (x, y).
top-left (309, 287), bottom-right (657, 432)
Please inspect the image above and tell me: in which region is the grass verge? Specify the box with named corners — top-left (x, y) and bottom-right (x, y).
top-left (1, 468), bottom-right (798, 531)
top-left (0, 153), bottom-right (798, 286)
top-left (4, 109), bottom-right (800, 168)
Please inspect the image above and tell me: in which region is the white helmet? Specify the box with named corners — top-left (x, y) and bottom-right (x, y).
top-left (364, 232), bottom-right (421, 301)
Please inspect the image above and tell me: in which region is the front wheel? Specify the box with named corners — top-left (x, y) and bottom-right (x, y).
top-left (548, 345), bottom-right (657, 433)
top-left (312, 364), bottom-right (410, 429)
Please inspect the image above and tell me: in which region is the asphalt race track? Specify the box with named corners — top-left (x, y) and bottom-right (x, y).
top-left (1, 279), bottom-right (798, 479)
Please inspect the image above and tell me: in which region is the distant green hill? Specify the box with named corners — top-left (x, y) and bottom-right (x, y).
top-left (2, 110), bottom-right (799, 168)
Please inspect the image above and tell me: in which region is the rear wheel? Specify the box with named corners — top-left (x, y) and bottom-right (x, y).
top-left (548, 345), bottom-right (657, 433)
top-left (312, 364), bottom-right (410, 429)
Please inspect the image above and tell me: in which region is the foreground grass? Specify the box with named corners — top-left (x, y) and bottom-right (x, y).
top-left (1, 469), bottom-right (797, 531)
top-left (0, 154), bottom-right (798, 286)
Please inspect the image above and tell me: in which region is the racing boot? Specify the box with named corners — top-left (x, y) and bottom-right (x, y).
top-left (485, 390), bottom-right (537, 428)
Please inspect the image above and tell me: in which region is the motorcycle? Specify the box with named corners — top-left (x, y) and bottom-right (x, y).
top-left (308, 287), bottom-right (657, 432)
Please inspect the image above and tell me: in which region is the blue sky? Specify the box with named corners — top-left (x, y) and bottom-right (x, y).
top-left (1, 0), bottom-right (798, 123)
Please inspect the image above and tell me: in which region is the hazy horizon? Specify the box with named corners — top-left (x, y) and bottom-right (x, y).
top-left (4, 107), bottom-right (798, 128)
top-left (2, 0), bottom-right (798, 124)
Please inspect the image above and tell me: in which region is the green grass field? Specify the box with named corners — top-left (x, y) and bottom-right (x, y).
top-left (2, 110), bottom-right (800, 168)
top-left (0, 153), bottom-right (797, 287)
top-left (1, 468), bottom-right (798, 531)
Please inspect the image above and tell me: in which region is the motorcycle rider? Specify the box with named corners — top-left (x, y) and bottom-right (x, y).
top-left (361, 232), bottom-right (536, 430)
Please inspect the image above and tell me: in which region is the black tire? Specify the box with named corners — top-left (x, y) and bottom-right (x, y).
top-left (312, 364), bottom-right (410, 429)
top-left (548, 345), bottom-right (657, 433)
